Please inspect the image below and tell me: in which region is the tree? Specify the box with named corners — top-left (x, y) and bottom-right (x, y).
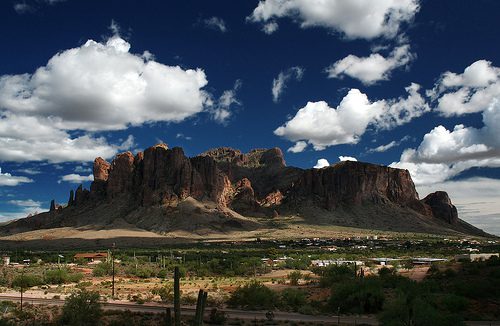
top-left (60, 290), bottom-right (102, 326)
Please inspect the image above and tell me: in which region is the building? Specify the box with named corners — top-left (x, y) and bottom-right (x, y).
top-left (412, 258), bottom-right (447, 265)
top-left (370, 258), bottom-right (401, 266)
top-left (455, 253), bottom-right (499, 262)
top-left (74, 252), bottom-right (108, 263)
top-left (311, 260), bottom-right (363, 267)
top-left (2, 256), bottom-right (9, 266)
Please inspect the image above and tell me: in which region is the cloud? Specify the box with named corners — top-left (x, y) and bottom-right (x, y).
top-left (202, 17), bottom-right (227, 32)
top-left (0, 168), bottom-right (34, 186)
top-left (13, 2), bottom-right (34, 14)
top-left (13, 0), bottom-right (65, 14)
top-left (391, 99), bottom-right (500, 185)
top-left (272, 66), bottom-right (304, 102)
top-left (367, 136), bottom-right (410, 153)
top-left (274, 84), bottom-right (428, 150)
top-left (7, 199), bottom-right (42, 208)
top-left (313, 159), bottom-right (330, 169)
top-left (262, 22), bottom-right (279, 34)
top-left (209, 80), bottom-right (242, 124)
top-left (0, 35), bottom-right (209, 131)
top-left (428, 60), bottom-right (500, 116)
top-left (0, 34), bottom-right (210, 162)
top-left (326, 45), bottom-right (413, 85)
top-left (15, 168), bottom-right (41, 175)
top-left (287, 141), bottom-right (308, 153)
top-left (249, 0), bottom-right (420, 40)
top-left (74, 166), bottom-right (92, 173)
top-left (416, 177), bottom-right (500, 236)
top-left (0, 198), bottom-right (45, 222)
top-left (339, 156), bottom-right (357, 162)
top-left (176, 133), bottom-right (192, 141)
top-left (59, 173), bottom-right (94, 184)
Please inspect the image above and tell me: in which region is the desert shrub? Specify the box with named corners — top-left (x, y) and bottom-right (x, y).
top-left (45, 269), bottom-right (83, 284)
top-left (92, 262), bottom-right (112, 277)
top-left (379, 296), bottom-right (465, 326)
top-left (59, 290), bottom-right (102, 325)
top-left (209, 308), bottom-right (227, 324)
top-left (329, 277), bottom-right (384, 314)
top-left (11, 273), bottom-right (43, 288)
top-left (151, 284), bottom-right (173, 303)
top-left (157, 269), bottom-right (168, 279)
top-left (439, 294), bottom-right (468, 313)
top-left (287, 271), bottom-right (302, 286)
top-left (317, 265), bottom-right (354, 287)
top-left (228, 281), bottom-right (278, 310)
top-left (280, 288), bottom-right (307, 312)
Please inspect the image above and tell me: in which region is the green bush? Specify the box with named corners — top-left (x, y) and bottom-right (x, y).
top-left (44, 269), bottom-right (83, 284)
top-left (60, 290), bottom-right (102, 326)
top-left (317, 265), bottom-right (354, 287)
top-left (92, 262), bottom-right (112, 277)
top-left (151, 284), bottom-right (173, 303)
top-left (228, 281), bottom-right (278, 310)
top-left (280, 288), bottom-right (307, 312)
top-left (329, 277), bottom-right (384, 314)
top-left (287, 271), bottom-right (302, 286)
top-left (11, 274), bottom-right (43, 288)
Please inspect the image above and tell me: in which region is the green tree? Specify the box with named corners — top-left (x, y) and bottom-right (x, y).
top-left (59, 290), bottom-right (102, 326)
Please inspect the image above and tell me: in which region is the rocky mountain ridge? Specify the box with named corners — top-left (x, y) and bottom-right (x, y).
top-left (1, 143), bottom-right (487, 237)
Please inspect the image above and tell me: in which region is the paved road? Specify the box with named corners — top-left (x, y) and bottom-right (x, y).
top-left (0, 294), bottom-right (378, 325)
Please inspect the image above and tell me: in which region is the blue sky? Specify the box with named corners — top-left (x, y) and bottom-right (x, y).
top-left (0, 0), bottom-right (499, 235)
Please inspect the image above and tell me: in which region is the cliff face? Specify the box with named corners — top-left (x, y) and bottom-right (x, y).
top-left (59, 143), bottom-right (460, 227)
top-left (291, 161), bottom-right (420, 210)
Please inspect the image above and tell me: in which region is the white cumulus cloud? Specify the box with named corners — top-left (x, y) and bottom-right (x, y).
top-left (249, 0), bottom-right (420, 40)
top-left (0, 168), bottom-right (34, 186)
top-left (287, 141), bottom-right (308, 153)
top-left (428, 60), bottom-right (500, 116)
top-left (326, 45), bottom-right (413, 85)
top-left (0, 34), bottom-right (211, 162)
top-left (59, 173), bottom-right (94, 184)
top-left (391, 98), bottom-right (500, 185)
top-left (339, 156), bottom-right (357, 162)
top-left (274, 84), bottom-right (428, 150)
top-left (313, 158), bottom-right (330, 169)
top-left (272, 66), bottom-right (304, 102)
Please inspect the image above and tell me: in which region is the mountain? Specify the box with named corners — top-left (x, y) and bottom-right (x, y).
top-left (0, 144), bottom-right (488, 239)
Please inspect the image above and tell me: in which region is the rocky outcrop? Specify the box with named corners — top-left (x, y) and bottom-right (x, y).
top-left (90, 157), bottom-right (111, 200)
top-left (57, 144), bottom-right (464, 228)
top-left (422, 191), bottom-right (459, 224)
top-left (290, 161), bottom-right (420, 210)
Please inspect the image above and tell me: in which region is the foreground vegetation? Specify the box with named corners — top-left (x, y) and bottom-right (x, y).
top-left (0, 239), bottom-right (499, 325)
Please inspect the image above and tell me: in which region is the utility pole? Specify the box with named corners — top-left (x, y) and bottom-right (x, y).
top-left (20, 267), bottom-right (24, 312)
top-left (111, 243), bottom-right (115, 299)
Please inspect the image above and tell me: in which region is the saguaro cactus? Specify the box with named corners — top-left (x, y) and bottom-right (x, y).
top-left (194, 289), bottom-right (208, 326)
top-left (174, 266), bottom-right (181, 326)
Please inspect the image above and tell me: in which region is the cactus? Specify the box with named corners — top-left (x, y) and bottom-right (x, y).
top-left (194, 289), bottom-right (208, 326)
top-left (200, 291), bottom-right (208, 323)
top-left (174, 266), bottom-right (181, 326)
top-left (194, 289), bottom-right (204, 326)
